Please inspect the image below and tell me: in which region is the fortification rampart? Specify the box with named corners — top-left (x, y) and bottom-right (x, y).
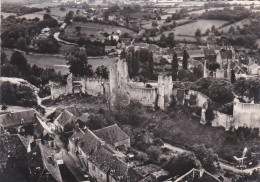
top-left (233, 101), bottom-right (260, 128)
top-left (211, 111), bottom-right (233, 130)
top-left (126, 85), bottom-right (157, 107)
top-left (188, 90), bottom-right (210, 108)
top-left (50, 58), bottom-right (174, 110)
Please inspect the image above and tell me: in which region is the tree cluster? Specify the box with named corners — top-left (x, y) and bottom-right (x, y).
top-left (1, 51), bottom-right (66, 88)
top-left (124, 47), bottom-right (155, 80)
top-left (67, 49), bottom-right (93, 77)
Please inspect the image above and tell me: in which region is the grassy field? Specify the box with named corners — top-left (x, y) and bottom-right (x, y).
top-left (218, 18), bottom-right (251, 33)
top-left (18, 7), bottom-right (80, 21)
top-left (149, 107), bottom-right (260, 162)
top-left (174, 19), bottom-right (228, 36)
top-left (187, 7), bottom-right (224, 15)
top-left (3, 49), bottom-right (117, 75)
top-left (64, 22), bottom-right (136, 42)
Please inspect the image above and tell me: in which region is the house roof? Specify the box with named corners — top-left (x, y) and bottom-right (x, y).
top-left (175, 168), bottom-right (221, 182)
top-left (88, 145), bottom-right (115, 172)
top-left (0, 109), bottom-right (35, 128)
top-left (66, 106), bottom-right (82, 117)
top-left (203, 49), bottom-right (216, 57)
top-left (56, 110), bottom-right (76, 127)
top-left (39, 144), bottom-right (63, 182)
top-left (88, 146), bottom-right (143, 182)
top-left (70, 128), bottom-right (102, 155)
top-left (219, 50), bottom-right (233, 59)
top-left (93, 124), bottom-right (130, 146)
top-left (0, 134), bottom-right (29, 159)
top-left (248, 63), bottom-right (260, 70)
top-left (187, 49), bottom-right (205, 58)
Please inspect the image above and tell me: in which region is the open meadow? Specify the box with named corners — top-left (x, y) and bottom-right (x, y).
top-left (3, 49), bottom-right (117, 75)
top-left (63, 22), bottom-right (136, 42)
top-left (174, 19), bottom-right (228, 36)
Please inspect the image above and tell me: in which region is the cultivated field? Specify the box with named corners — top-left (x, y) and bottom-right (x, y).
top-left (174, 19), bottom-right (228, 36)
top-left (63, 22), bottom-right (136, 41)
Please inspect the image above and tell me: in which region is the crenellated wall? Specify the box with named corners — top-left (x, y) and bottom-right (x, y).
top-left (84, 78), bottom-right (108, 96)
top-left (49, 58), bottom-right (174, 110)
top-left (233, 101), bottom-right (260, 129)
top-left (127, 85), bottom-right (157, 107)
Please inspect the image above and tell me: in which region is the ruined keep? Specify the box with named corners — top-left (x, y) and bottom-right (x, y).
top-left (49, 58), bottom-right (173, 110)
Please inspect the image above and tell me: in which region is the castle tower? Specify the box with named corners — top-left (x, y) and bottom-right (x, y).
top-left (157, 75), bottom-right (173, 109)
top-left (66, 74), bottom-right (73, 94)
top-left (203, 59), bottom-right (207, 78)
top-left (227, 60), bottom-right (231, 81)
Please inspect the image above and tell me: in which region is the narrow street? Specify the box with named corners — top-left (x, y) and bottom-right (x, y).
top-left (53, 134), bottom-right (87, 181)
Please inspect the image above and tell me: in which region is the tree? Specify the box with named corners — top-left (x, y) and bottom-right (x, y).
top-left (1, 64), bottom-right (19, 77)
top-left (171, 52), bottom-right (178, 81)
top-left (193, 144), bottom-right (219, 173)
top-left (195, 28), bottom-right (202, 37)
top-left (231, 69), bottom-right (236, 84)
top-left (152, 21), bottom-right (158, 27)
top-left (211, 25), bottom-right (216, 32)
top-left (1, 51), bottom-right (8, 65)
top-left (208, 79), bottom-right (234, 104)
top-left (182, 50), bottom-right (189, 70)
top-left (208, 62), bottom-right (220, 71)
top-left (234, 78), bottom-right (260, 99)
top-left (67, 49), bottom-right (93, 77)
top-left (95, 65), bottom-right (108, 79)
top-left (10, 51), bottom-right (28, 71)
top-left (64, 11), bottom-right (74, 24)
top-left (1, 104), bottom-right (8, 111)
top-left (75, 26), bottom-right (81, 33)
top-left (165, 16), bottom-right (172, 23)
top-left (120, 48), bottom-right (126, 59)
top-left (147, 146), bottom-right (162, 163)
top-left (205, 28), bottom-right (210, 36)
top-left (229, 26), bottom-right (235, 34)
top-left (16, 37), bottom-right (27, 50)
top-left (36, 38), bottom-right (60, 53)
top-left (164, 153), bottom-right (201, 177)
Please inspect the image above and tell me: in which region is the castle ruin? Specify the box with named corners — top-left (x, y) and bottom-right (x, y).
top-left (49, 58), bottom-right (173, 110)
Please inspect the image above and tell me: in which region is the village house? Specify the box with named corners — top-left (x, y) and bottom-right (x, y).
top-left (93, 124), bottom-right (130, 148)
top-left (216, 49), bottom-right (234, 69)
top-left (187, 49), bottom-right (205, 60)
top-left (0, 134), bottom-right (33, 171)
top-left (53, 109), bottom-right (77, 133)
top-left (0, 109), bottom-right (35, 133)
top-left (68, 128), bottom-right (103, 171)
top-left (248, 62), bottom-right (260, 75)
top-left (88, 145), bottom-right (143, 182)
top-left (173, 168), bottom-right (221, 182)
top-left (27, 143), bottom-right (63, 182)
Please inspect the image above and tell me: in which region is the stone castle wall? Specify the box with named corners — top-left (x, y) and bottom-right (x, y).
top-left (211, 111), bottom-right (233, 130)
top-left (50, 58), bottom-right (173, 109)
top-left (127, 85), bottom-right (157, 107)
top-left (233, 101), bottom-right (260, 128)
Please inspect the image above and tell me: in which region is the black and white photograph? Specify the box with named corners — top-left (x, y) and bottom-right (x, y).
top-left (1, 0), bottom-right (260, 181)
